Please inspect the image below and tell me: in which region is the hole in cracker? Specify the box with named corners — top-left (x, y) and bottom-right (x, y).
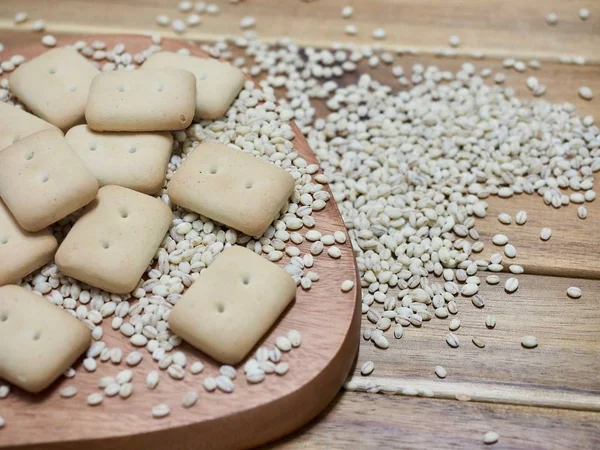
top-left (241, 275), bottom-right (250, 285)
top-left (197, 73), bottom-right (206, 81)
top-left (102, 241), bottom-right (110, 249)
top-left (48, 67), bottom-right (57, 74)
top-left (89, 143), bottom-right (97, 151)
top-left (129, 146), bottom-right (137, 154)
top-left (24, 152), bottom-right (34, 161)
top-left (1, 237), bottom-right (8, 245)
top-left (0, 312), bottom-right (7, 322)
top-left (117, 85), bottom-right (125, 92)
top-left (120, 209), bottom-right (129, 219)
top-left (157, 83), bottom-right (165, 92)
top-left (245, 181), bottom-right (253, 189)
top-left (40, 173), bottom-right (49, 183)
top-left (209, 166), bottom-right (218, 175)
top-left (217, 303), bottom-right (225, 313)
top-left (68, 84), bottom-right (78, 92)
top-left (33, 331), bottom-right (41, 340)
top-left (179, 114), bottom-right (186, 124)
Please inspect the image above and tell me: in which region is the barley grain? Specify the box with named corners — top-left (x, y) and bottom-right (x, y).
top-left (216, 375), bottom-right (235, 393)
top-left (504, 244), bottom-right (517, 258)
top-left (521, 336), bottom-right (538, 348)
top-left (182, 391), bottom-right (198, 408)
top-left (59, 386), bottom-right (78, 398)
top-left (505, 277), bottom-right (519, 293)
top-left (146, 371), bottom-right (160, 389)
top-left (203, 377), bottom-right (217, 392)
top-left (540, 228), bottom-right (552, 241)
top-left (483, 431), bottom-right (499, 445)
top-left (435, 365), bottom-right (447, 378)
top-left (579, 86), bottom-right (594, 101)
top-left (485, 315), bottom-right (497, 329)
top-left (497, 213), bottom-right (511, 225)
top-left (449, 318), bottom-right (461, 331)
top-left (87, 393), bottom-right (104, 406)
top-left (446, 333), bottom-right (459, 348)
top-left (152, 404), bottom-right (170, 418)
top-left (288, 329), bottom-right (302, 347)
top-left (509, 265), bottom-right (524, 274)
top-left (492, 234), bottom-right (508, 245)
top-left (360, 361), bottom-right (374, 376)
top-left (472, 337), bottom-right (485, 348)
top-left (341, 280), bottom-right (355, 292)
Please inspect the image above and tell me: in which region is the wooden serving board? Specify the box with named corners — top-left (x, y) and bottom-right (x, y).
top-left (0, 35), bottom-right (361, 450)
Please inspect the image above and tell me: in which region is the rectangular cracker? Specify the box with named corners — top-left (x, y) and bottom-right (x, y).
top-left (168, 142), bottom-right (295, 236)
top-left (9, 47), bottom-right (99, 131)
top-left (0, 129), bottom-right (99, 232)
top-left (0, 102), bottom-right (60, 151)
top-left (169, 245), bottom-right (296, 364)
top-left (85, 69), bottom-right (196, 132)
top-left (0, 200), bottom-right (57, 286)
top-left (0, 284), bottom-right (91, 393)
top-left (55, 185), bottom-right (173, 294)
top-left (142, 51), bottom-right (245, 120)
top-left (65, 125), bottom-right (173, 195)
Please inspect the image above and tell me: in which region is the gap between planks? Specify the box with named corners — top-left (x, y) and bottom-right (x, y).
top-left (349, 377), bottom-right (600, 412)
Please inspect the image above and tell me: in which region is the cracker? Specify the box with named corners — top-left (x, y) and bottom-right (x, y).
top-left (0, 285), bottom-right (91, 393)
top-left (55, 185), bottom-right (173, 294)
top-left (168, 142), bottom-right (295, 236)
top-left (0, 129), bottom-right (99, 232)
top-left (169, 245), bottom-right (296, 364)
top-left (0, 200), bottom-right (57, 286)
top-left (85, 69), bottom-right (196, 132)
top-left (65, 125), bottom-right (173, 195)
top-left (9, 47), bottom-right (99, 131)
top-left (0, 102), bottom-right (59, 151)
top-left (0, 129), bottom-right (98, 229)
top-left (142, 51), bottom-right (245, 120)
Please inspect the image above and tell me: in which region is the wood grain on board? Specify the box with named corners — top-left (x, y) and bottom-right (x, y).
top-left (0, 0), bottom-right (599, 61)
top-left (0, 35), bottom-right (361, 450)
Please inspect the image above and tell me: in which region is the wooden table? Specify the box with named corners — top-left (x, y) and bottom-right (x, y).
top-left (1, 1), bottom-right (599, 448)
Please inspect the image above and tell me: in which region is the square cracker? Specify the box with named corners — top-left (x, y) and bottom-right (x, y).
top-left (65, 125), bottom-right (173, 195)
top-left (9, 47), bottom-right (99, 131)
top-left (168, 142), bottom-right (295, 236)
top-left (0, 129), bottom-right (99, 232)
top-left (0, 102), bottom-right (59, 151)
top-left (0, 284), bottom-right (91, 393)
top-left (0, 199), bottom-right (57, 286)
top-left (169, 245), bottom-right (296, 364)
top-left (55, 185), bottom-right (173, 294)
top-left (85, 69), bottom-right (196, 132)
top-left (142, 51), bottom-right (245, 120)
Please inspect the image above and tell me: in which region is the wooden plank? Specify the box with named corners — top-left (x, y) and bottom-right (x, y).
top-left (0, 0), bottom-right (599, 61)
top-left (352, 274), bottom-right (600, 408)
top-left (271, 392), bottom-right (600, 449)
top-left (475, 190), bottom-right (600, 279)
